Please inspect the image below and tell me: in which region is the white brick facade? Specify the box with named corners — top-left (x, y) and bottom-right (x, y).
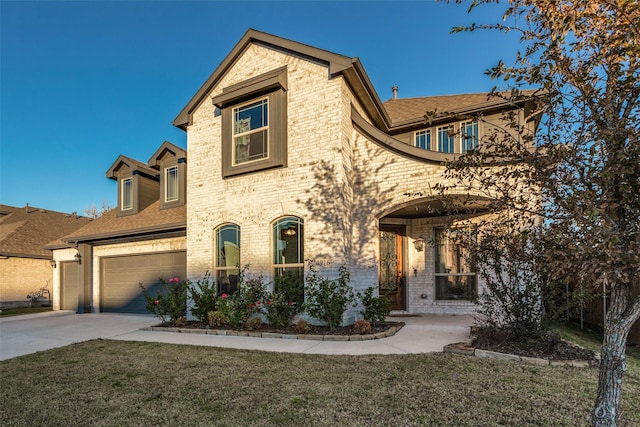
top-left (184, 42), bottom-right (489, 317)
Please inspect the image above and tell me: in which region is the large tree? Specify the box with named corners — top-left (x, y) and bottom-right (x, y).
top-left (444, 1), bottom-right (640, 425)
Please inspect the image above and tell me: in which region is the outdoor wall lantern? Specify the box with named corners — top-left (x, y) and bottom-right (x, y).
top-left (74, 251), bottom-right (82, 265)
top-left (413, 236), bottom-right (425, 252)
top-left (50, 260), bottom-right (57, 268)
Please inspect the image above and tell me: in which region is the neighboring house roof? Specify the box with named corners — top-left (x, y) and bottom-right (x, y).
top-left (60, 201), bottom-right (186, 244)
top-left (0, 204), bottom-right (91, 259)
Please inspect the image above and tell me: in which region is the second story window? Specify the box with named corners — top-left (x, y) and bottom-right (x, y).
top-left (121, 177), bottom-right (133, 210)
top-left (437, 125), bottom-right (455, 153)
top-left (415, 130), bottom-right (431, 150)
top-left (165, 166), bottom-right (179, 202)
top-left (461, 121), bottom-right (478, 153)
top-left (233, 98), bottom-right (269, 165)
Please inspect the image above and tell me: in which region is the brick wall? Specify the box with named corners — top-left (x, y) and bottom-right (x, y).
top-left (0, 257), bottom-right (52, 307)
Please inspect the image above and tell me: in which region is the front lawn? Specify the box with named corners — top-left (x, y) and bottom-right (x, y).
top-left (0, 306), bottom-right (52, 317)
top-left (1, 336), bottom-right (639, 426)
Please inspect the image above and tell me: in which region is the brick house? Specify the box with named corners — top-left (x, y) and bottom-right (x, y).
top-left (0, 204), bottom-right (90, 308)
top-left (52, 29), bottom-right (540, 319)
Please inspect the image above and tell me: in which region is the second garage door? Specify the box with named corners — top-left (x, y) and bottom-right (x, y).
top-left (101, 251), bottom-right (186, 314)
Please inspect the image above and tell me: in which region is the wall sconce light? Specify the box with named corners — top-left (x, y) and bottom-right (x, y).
top-left (74, 251), bottom-right (82, 265)
top-left (50, 260), bottom-right (57, 268)
top-left (413, 236), bottom-right (425, 252)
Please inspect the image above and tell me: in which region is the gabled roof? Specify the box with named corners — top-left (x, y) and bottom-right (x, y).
top-left (173, 29), bottom-right (540, 136)
top-left (148, 141), bottom-right (187, 169)
top-left (106, 155), bottom-right (158, 180)
top-left (0, 204), bottom-right (91, 258)
top-left (173, 28), bottom-right (392, 131)
top-left (60, 200), bottom-right (186, 244)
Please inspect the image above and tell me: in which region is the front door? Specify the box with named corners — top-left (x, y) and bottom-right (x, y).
top-left (379, 225), bottom-right (405, 310)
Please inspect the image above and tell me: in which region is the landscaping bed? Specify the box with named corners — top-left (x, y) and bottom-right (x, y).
top-left (146, 320), bottom-right (404, 341)
top-left (445, 326), bottom-right (600, 367)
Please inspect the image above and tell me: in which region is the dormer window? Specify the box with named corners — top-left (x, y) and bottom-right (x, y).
top-left (165, 166), bottom-right (179, 202)
top-left (121, 177), bottom-right (133, 210)
top-left (148, 141), bottom-right (187, 210)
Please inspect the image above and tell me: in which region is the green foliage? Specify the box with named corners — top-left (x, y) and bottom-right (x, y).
top-left (140, 277), bottom-right (188, 325)
top-left (295, 319), bottom-right (311, 334)
top-left (215, 271), bottom-right (268, 327)
top-left (208, 310), bottom-right (225, 327)
top-left (274, 271), bottom-right (304, 305)
top-left (245, 317), bottom-right (263, 331)
top-left (304, 263), bottom-right (355, 331)
top-left (188, 272), bottom-right (217, 323)
top-left (358, 287), bottom-right (391, 325)
top-left (264, 293), bottom-right (299, 329)
top-left (265, 272), bottom-right (305, 328)
top-left (353, 319), bottom-right (372, 335)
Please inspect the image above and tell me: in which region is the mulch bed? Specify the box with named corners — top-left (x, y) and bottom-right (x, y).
top-left (153, 320), bottom-right (401, 336)
top-left (472, 327), bottom-right (599, 362)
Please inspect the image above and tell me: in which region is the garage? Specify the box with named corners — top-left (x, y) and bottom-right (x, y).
top-left (60, 261), bottom-right (81, 311)
top-left (100, 251), bottom-right (186, 314)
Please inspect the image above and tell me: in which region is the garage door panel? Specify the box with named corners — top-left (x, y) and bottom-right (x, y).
top-left (101, 251), bottom-right (186, 314)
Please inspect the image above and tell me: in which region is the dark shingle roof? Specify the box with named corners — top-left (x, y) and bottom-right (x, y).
top-left (61, 201), bottom-right (186, 243)
top-left (0, 205), bottom-right (92, 258)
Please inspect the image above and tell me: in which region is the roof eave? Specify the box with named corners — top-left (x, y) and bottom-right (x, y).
top-left (63, 222), bottom-right (187, 245)
top-left (172, 29), bottom-right (356, 130)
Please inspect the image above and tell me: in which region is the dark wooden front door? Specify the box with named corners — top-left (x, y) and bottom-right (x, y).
top-left (379, 225), bottom-right (405, 310)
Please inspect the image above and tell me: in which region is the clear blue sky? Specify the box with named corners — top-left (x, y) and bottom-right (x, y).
top-left (1, 0), bottom-right (521, 215)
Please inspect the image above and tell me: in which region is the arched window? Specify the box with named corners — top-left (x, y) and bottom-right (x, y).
top-left (214, 224), bottom-right (240, 295)
top-left (273, 217), bottom-right (304, 300)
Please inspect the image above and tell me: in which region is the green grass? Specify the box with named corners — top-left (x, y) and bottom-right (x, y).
top-left (0, 306), bottom-right (52, 317)
top-left (1, 331), bottom-right (639, 427)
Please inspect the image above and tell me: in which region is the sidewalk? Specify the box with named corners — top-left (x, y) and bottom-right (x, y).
top-left (1, 311), bottom-right (473, 360)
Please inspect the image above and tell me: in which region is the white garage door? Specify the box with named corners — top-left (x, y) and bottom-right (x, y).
top-left (100, 251), bottom-right (186, 314)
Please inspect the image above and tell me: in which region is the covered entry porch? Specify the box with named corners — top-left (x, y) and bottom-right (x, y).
top-left (377, 196), bottom-right (489, 314)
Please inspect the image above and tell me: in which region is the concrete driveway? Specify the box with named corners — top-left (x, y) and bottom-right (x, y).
top-left (0, 311), bottom-right (473, 361)
top-left (0, 311), bottom-right (155, 361)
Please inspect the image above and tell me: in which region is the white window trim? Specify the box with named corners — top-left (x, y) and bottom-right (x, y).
top-left (232, 97), bottom-right (269, 166)
top-left (121, 177), bottom-right (133, 211)
top-left (414, 130), bottom-right (432, 151)
top-left (164, 166), bottom-right (179, 203)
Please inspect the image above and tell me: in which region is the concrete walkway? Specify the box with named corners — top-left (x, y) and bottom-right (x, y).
top-left (0, 311), bottom-right (473, 361)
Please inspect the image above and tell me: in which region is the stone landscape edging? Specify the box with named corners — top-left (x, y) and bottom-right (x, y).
top-left (443, 341), bottom-right (598, 368)
top-left (141, 322), bottom-right (404, 342)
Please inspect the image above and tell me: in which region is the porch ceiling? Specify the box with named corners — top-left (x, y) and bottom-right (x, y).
top-left (383, 197), bottom-right (491, 219)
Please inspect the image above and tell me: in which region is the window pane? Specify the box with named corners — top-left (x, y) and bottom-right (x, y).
top-left (415, 130), bottom-right (431, 150)
top-left (438, 126), bottom-right (455, 153)
top-left (216, 225), bottom-right (240, 268)
top-left (122, 178), bottom-right (132, 210)
top-left (435, 228), bottom-right (472, 274)
top-left (235, 130), bottom-right (267, 164)
top-left (215, 224), bottom-right (240, 295)
top-left (234, 99), bottom-right (268, 134)
top-left (436, 275), bottom-right (476, 300)
top-left (165, 166), bottom-right (178, 202)
top-left (462, 121), bottom-right (478, 153)
top-left (273, 217), bottom-right (304, 265)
